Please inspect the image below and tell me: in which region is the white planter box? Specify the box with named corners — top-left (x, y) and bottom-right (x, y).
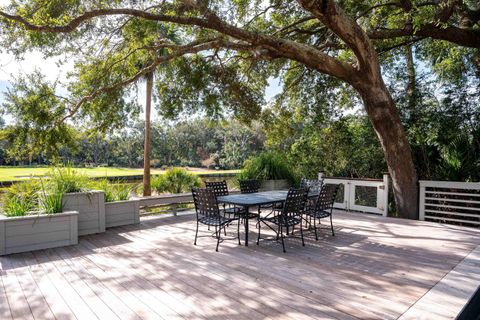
top-left (0, 211), bottom-right (78, 256)
top-left (105, 199), bottom-right (140, 228)
top-left (260, 179), bottom-right (290, 191)
top-left (62, 191), bottom-right (105, 236)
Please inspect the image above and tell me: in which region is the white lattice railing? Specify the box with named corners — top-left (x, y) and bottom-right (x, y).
top-left (136, 176), bottom-right (391, 217)
top-left (419, 180), bottom-right (480, 227)
top-left (319, 173), bottom-right (389, 216)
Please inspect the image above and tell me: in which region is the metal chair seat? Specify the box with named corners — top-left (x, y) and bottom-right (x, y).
top-left (304, 209), bottom-right (331, 219)
top-left (265, 214), bottom-right (302, 227)
top-left (224, 206), bottom-right (245, 216)
top-left (199, 215), bottom-right (235, 227)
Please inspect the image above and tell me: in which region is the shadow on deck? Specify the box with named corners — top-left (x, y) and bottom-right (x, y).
top-left (1, 210), bottom-right (479, 320)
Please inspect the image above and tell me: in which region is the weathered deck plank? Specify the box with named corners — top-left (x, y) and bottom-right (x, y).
top-left (1, 211), bottom-right (479, 320)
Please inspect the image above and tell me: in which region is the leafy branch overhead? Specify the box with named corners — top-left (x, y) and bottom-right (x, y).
top-left (0, 0), bottom-right (478, 124)
top-left (0, 0), bottom-right (479, 219)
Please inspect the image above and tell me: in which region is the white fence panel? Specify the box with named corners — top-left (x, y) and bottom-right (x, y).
top-left (419, 180), bottom-right (480, 227)
top-left (319, 173), bottom-right (389, 216)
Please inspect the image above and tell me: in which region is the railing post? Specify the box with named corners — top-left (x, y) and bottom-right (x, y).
top-left (382, 173), bottom-right (389, 217)
top-left (318, 171), bottom-right (324, 180)
top-left (419, 181), bottom-right (426, 221)
top-left (345, 182), bottom-right (351, 211)
top-left (172, 203), bottom-right (177, 216)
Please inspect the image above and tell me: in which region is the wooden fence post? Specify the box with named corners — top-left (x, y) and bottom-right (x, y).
top-left (382, 174), bottom-right (389, 217)
top-left (418, 181), bottom-right (426, 221)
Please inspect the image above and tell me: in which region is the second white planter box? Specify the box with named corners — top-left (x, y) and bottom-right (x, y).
top-left (105, 199), bottom-right (140, 228)
top-left (62, 191), bottom-right (105, 236)
top-left (260, 179), bottom-right (290, 191)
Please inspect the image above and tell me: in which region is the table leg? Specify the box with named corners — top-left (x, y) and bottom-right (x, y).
top-left (244, 205), bottom-right (249, 246)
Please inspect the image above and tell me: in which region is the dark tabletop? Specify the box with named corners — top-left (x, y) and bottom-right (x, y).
top-left (217, 190), bottom-right (317, 206)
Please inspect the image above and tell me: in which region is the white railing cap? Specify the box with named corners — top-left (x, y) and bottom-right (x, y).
top-left (419, 180), bottom-right (480, 190)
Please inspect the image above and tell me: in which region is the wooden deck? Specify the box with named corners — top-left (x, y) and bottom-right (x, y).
top-left (1, 210), bottom-right (479, 320)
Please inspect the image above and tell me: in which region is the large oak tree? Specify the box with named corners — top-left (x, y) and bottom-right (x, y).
top-left (1, 0), bottom-right (479, 218)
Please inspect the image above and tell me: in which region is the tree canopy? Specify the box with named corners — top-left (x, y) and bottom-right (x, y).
top-left (0, 0), bottom-right (479, 218)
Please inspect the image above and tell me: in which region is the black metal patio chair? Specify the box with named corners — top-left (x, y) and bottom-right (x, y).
top-left (238, 178), bottom-right (278, 218)
top-left (192, 187), bottom-right (240, 251)
top-left (304, 184), bottom-right (340, 240)
top-left (205, 180), bottom-right (254, 237)
top-left (205, 180), bottom-right (245, 217)
top-left (239, 179), bottom-right (260, 194)
top-left (300, 178), bottom-right (324, 194)
top-left (300, 178), bottom-right (324, 213)
top-left (205, 180), bottom-right (229, 196)
top-left (257, 187), bottom-right (309, 253)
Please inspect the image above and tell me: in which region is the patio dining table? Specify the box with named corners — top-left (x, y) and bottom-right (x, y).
top-left (217, 190), bottom-right (318, 246)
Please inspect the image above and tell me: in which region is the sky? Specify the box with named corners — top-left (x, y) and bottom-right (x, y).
top-left (0, 49), bottom-right (282, 123)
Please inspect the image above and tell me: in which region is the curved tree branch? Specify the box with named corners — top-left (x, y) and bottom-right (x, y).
top-left (296, 0), bottom-right (381, 78)
top-left (368, 24), bottom-right (480, 49)
top-left (62, 39), bottom-right (227, 122)
top-left (0, 6), bottom-right (358, 85)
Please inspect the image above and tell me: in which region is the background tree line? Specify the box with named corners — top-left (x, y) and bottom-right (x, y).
top-left (1, 70), bottom-right (478, 183)
top-left (0, 117), bottom-right (265, 170)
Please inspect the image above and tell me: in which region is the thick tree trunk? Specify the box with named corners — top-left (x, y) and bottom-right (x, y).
top-left (143, 71), bottom-right (153, 196)
top-left (357, 81), bottom-right (419, 219)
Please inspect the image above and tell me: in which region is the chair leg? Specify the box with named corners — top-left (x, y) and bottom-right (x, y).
top-left (280, 225), bottom-right (286, 253)
top-left (257, 219), bottom-right (261, 245)
top-left (300, 223), bottom-right (305, 246)
top-left (237, 219), bottom-right (241, 245)
top-left (313, 216), bottom-right (318, 241)
top-left (194, 221), bottom-right (199, 245)
top-left (330, 215), bottom-right (335, 236)
top-left (215, 225), bottom-right (221, 252)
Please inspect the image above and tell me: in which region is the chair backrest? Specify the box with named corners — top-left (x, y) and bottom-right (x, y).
top-left (282, 188), bottom-right (309, 218)
top-left (192, 187), bottom-right (220, 219)
top-left (205, 180), bottom-right (229, 196)
top-left (239, 179), bottom-right (260, 194)
top-left (300, 178), bottom-right (324, 194)
top-left (314, 184), bottom-right (340, 212)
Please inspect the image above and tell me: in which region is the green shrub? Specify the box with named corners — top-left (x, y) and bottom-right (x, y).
top-left (3, 195), bottom-right (34, 217)
top-left (92, 179), bottom-right (134, 202)
top-left (39, 192), bottom-right (63, 214)
top-left (38, 179), bottom-right (63, 214)
top-left (151, 168), bottom-right (201, 194)
top-left (115, 183), bottom-right (133, 201)
top-left (1, 177), bottom-right (67, 216)
top-left (92, 179), bottom-right (115, 202)
top-left (47, 167), bottom-right (89, 193)
top-left (236, 151), bottom-right (296, 184)
top-left (2, 180), bottom-right (40, 216)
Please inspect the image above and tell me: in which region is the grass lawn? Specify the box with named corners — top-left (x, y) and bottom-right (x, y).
top-left (0, 166), bottom-right (239, 182)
